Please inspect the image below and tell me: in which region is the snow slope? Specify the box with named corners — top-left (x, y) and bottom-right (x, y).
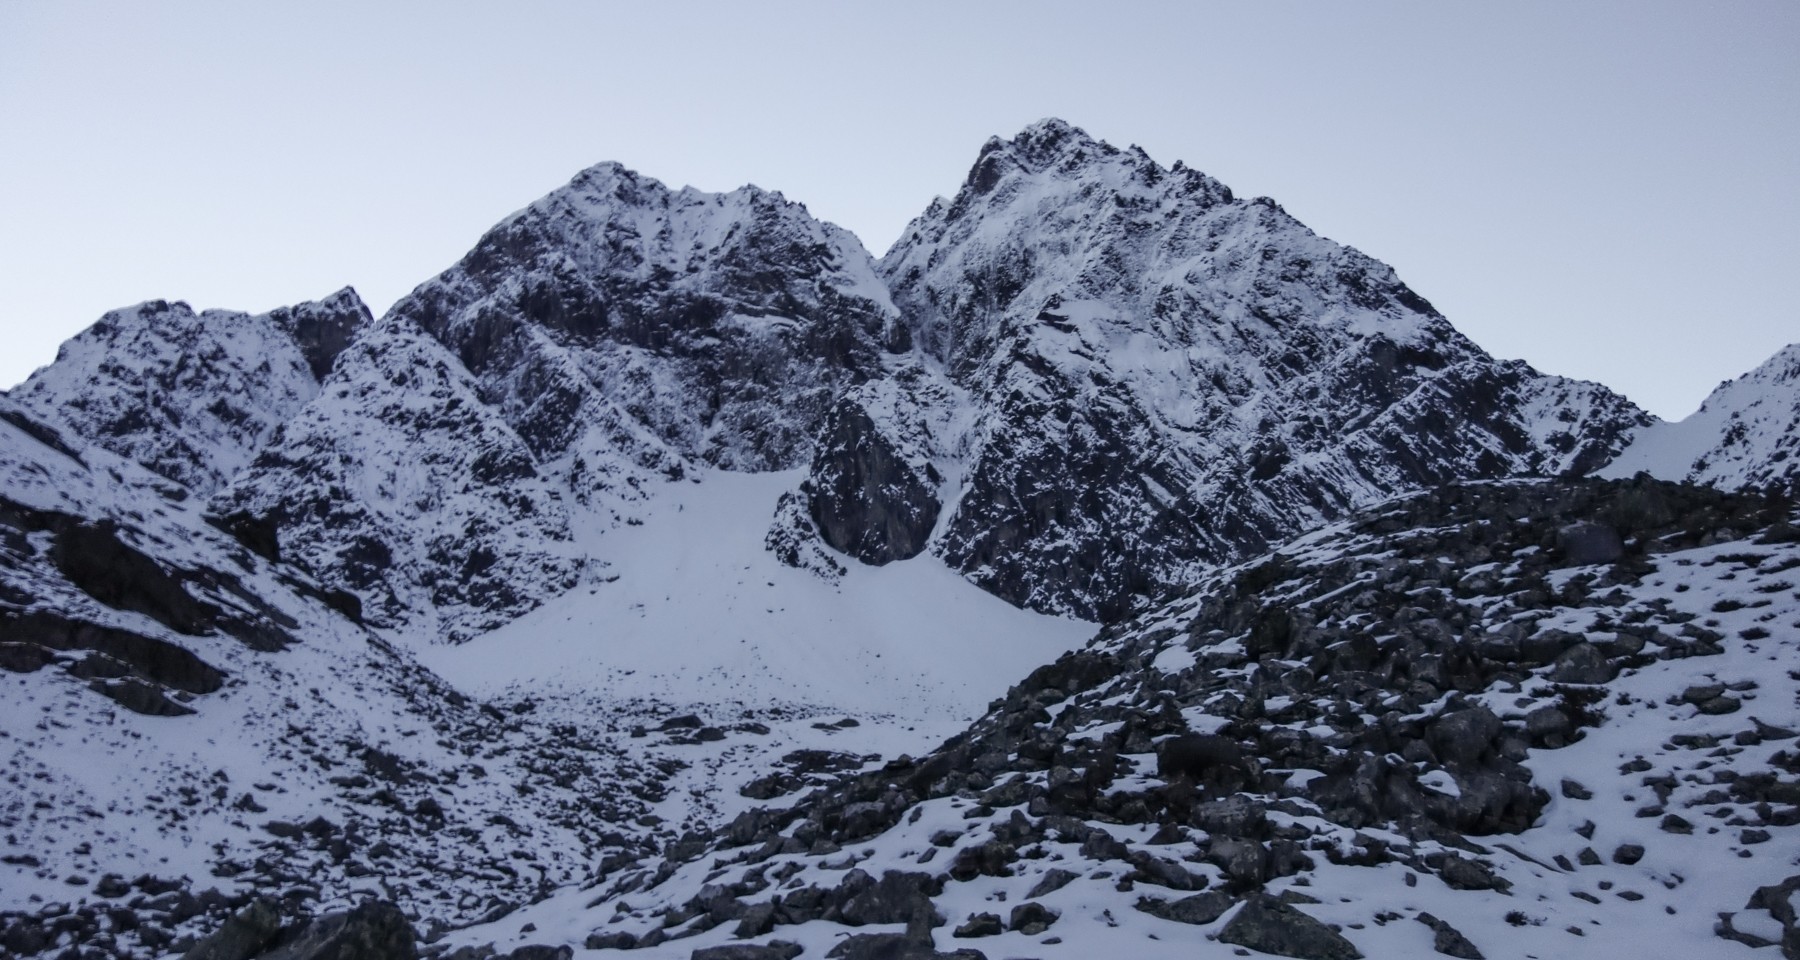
top-left (1600, 341), bottom-right (1800, 492)
top-left (419, 468), bottom-right (1093, 721)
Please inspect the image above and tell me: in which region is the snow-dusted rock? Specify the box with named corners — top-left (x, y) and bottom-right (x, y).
top-left (8, 288), bottom-right (370, 494)
top-left (224, 164), bottom-right (908, 640)
top-left (215, 316), bottom-right (583, 641)
top-left (395, 161), bottom-right (900, 472)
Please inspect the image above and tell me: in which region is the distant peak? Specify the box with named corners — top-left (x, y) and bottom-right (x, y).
top-left (319, 285), bottom-right (368, 313)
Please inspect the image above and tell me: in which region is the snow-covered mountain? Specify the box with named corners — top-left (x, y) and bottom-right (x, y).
top-left (2, 119), bottom-right (1796, 960)
top-left (0, 393), bottom-right (649, 938)
top-left (797, 119), bottom-right (1650, 619)
top-left (1600, 342), bottom-right (1800, 493)
top-left (213, 315), bottom-right (589, 640)
top-left (218, 164), bottom-right (901, 639)
top-left (184, 121), bottom-right (1657, 638)
top-left (8, 288), bottom-right (370, 495)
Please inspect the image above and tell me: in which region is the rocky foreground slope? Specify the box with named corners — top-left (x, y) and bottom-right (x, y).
top-left (440, 475), bottom-right (1800, 960)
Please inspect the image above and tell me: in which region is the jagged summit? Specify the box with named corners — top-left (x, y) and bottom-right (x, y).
top-left (943, 119), bottom-right (1234, 236)
top-left (972, 117), bottom-right (1123, 174)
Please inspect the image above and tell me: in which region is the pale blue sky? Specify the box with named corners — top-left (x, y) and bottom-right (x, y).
top-left (1, 1), bottom-right (1794, 419)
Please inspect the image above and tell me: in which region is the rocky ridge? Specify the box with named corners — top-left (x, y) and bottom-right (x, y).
top-left (1602, 342), bottom-right (1800, 495)
top-left (8, 288), bottom-right (371, 495)
top-left (215, 164), bottom-right (901, 639)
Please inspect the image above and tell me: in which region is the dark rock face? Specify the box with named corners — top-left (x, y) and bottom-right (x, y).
top-left (49, 518), bottom-right (216, 635)
top-left (396, 163), bottom-right (895, 473)
top-left (268, 287), bottom-right (372, 382)
top-left (90, 677), bottom-right (196, 716)
top-left (804, 399), bottom-right (940, 565)
top-left (205, 511), bottom-right (282, 564)
top-left (2, 611), bottom-right (224, 694)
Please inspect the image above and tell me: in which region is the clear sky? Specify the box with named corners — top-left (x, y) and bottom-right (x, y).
top-left (1, 1), bottom-right (1794, 420)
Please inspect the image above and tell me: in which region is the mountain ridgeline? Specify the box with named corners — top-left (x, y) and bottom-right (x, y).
top-left (19, 120), bottom-right (1750, 637)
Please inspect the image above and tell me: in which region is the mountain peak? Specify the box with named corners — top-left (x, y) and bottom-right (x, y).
top-left (966, 118), bottom-right (1119, 189)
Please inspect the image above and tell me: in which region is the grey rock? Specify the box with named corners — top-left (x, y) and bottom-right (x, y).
top-left (691, 942), bottom-right (803, 960)
top-left (1207, 837), bottom-right (1271, 888)
top-left (181, 898), bottom-right (281, 960)
top-left (1416, 911), bottom-right (1483, 959)
top-left (1134, 892), bottom-right (1236, 926)
top-left (1436, 854), bottom-right (1508, 893)
top-left (1007, 901), bottom-right (1058, 935)
top-left (823, 933), bottom-right (985, 960)
top-left (259, 900), bottom-right (416, 960)
top-left (1428, 706), bottom-right (1501, 767)
top-left (1557, 522), bottom-right (1624, 566)
top-left (951, 913), bottom-right (1001, 938)
top-left (836, 871), bottom-right (942, 927)
top-left (1217, 896), bottom-right (1363, 960)
top-left (1547, 643), bottom-right (1615, 684)
top-left (1025, 869), bottom-right (1078, 899)
top-left (502, 947), bottom-right (571, 960)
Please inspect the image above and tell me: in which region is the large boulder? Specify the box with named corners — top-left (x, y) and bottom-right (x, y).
top-left (1217, 896), bottom-right (1363, 960)
top-left (259, 900), bottom-right (416, 960)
